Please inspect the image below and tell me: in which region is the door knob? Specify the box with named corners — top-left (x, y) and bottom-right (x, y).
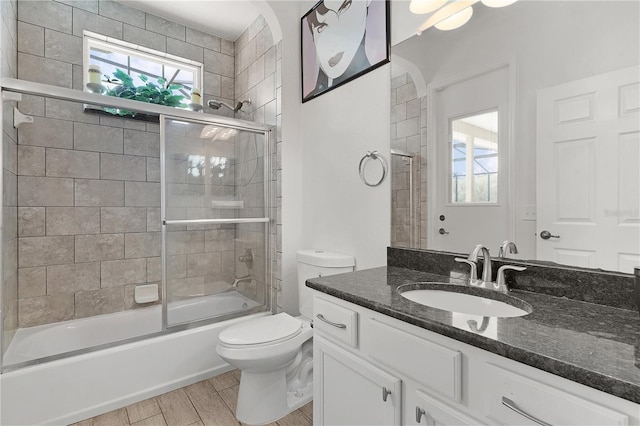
top-left (539, 230), bottom-right (560, 240)
top-left (416, 406), bottom-right (426, 423)
top-left (439, 228), bottom-right (449, 235)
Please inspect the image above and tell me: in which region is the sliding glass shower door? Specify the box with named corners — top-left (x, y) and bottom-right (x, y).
top-left (161, 116), bottom-right (271, 327)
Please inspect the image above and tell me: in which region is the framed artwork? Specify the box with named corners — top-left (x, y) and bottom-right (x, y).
top-left (301, 0), bottom-right (390, 103)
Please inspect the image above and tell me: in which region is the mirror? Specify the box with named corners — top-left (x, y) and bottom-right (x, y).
top-left (389, 0), bottom-right (640, 273)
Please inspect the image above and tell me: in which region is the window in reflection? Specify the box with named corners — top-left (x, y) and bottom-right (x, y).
top-left (210, 156), bottom-right (229, 179)
top-left (450, 110), bottom-right (499, 203)
top-left (187, 154), bottom-right (205, 177)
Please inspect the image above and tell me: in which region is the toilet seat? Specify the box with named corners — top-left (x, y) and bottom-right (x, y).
top-left (219, 313), bottom-right (303, 347)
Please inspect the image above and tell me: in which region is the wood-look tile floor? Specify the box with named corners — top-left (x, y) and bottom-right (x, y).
top-left (71, 370), bottom-right (312, 426)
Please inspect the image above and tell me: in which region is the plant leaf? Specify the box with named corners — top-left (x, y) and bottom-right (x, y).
top-left (113, 69), bottom-right (134, 87)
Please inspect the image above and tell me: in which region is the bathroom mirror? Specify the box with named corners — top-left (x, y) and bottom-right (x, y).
top-left (389, 0), bottom-right (640, 273)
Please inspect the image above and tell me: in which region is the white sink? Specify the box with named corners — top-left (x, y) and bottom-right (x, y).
top-left (399, 287), bottom-right (530, 318)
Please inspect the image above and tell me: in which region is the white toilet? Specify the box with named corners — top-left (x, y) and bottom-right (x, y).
top-left (216, 249), bottom-right (355, 425)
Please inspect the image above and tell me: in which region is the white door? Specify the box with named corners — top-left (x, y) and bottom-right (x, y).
top-left (314, 336), bottom-right (402, 426)
top-left (429, 66), bottom-right (512, 254)
top-left (536, 66), bottom-right (640, 272)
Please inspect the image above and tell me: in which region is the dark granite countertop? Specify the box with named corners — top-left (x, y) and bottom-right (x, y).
top-left (307, 266), bottom-right (640, 404)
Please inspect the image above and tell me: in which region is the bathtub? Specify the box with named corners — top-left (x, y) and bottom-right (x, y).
top-left (0, 291), bottom-right (268, 425)
top-left (3, 291), bottom-right (260, 366)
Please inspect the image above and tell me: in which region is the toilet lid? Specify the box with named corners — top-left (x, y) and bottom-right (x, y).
top-left (219, 313), bottom-right (302, 346)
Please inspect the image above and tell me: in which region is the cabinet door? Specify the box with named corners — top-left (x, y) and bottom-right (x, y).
top-left (314, 336), bottom-right (402, 426)
top-left (414, 390), bottom-right (481, 426)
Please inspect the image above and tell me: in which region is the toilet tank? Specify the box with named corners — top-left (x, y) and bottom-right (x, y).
top-left (296, 250), bottom-right (355, 319)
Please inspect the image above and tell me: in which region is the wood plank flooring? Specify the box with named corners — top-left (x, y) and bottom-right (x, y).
top-left (71, 370), bottom-right (312, 426)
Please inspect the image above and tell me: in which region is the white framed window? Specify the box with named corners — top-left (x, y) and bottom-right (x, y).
top-left (450, 110), bottom-right (499, 204)
top-left (83, 31), bottom-right (204, 112)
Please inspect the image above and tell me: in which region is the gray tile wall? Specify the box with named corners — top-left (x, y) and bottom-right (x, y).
top-left (233, 16), bottom-right (279, 311)
top-left (14, 99), bottom-right (165, 327)
top-left (390, 73), bottom-right (426, 249)
top-left (16, 0), bottom-right (235, 109)
top-left (2, 0), bottom-right (19, 354)
top-left (11, 0), bottom-right (253, 327)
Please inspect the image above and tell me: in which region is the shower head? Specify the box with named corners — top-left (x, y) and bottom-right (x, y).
top-left (207, 98), bottom-right (252, 113)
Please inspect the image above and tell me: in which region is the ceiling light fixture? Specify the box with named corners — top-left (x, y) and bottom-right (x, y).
top-left (415, 0), bottom-right (518, 35)
top-left (434, 6), bottom-right (474, 31)
top-left (481, 0), bottom-right (518, 7)
top-left (410, 0), bottom-right (447, 14)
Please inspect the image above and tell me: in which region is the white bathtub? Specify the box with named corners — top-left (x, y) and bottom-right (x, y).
top-left (0, 292), bottom-right (267, 425)
top-left (3, 291), bottom-right (260, 366)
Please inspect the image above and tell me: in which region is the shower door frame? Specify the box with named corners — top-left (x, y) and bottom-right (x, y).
top-left (160, 114), bottom-right (273, 329)
top-left (0, 78), bottom-right (274, 371)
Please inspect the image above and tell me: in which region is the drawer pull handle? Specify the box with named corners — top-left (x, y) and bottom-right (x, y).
top-left (502, 397), bottom-right (552, 426)
top-left (316, 314), bottom-right (347, 329)
top-left (382, 386), bottom-right (391, 402)
top-left (415, 406), bottom-right (426, 422)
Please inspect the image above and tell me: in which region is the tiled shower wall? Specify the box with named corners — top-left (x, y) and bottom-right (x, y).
top-left (15, 101), bottom-right (167, 327)
top-left (8, 0), bottom-right (276, 328)
top-left (390, 73), bottom-right (427, 248)
top-left (233, 16), bottom-right (282, 312)
top-left (1, 0), bottom-right (18, 352)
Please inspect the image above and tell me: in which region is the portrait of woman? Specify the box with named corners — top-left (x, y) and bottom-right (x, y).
top-left (301, 0), bottom-right (390, 102)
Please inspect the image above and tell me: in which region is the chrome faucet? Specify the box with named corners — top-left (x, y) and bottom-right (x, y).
top-left (498, 240), bottom-right (518, 258)
top-left (455, 244), bottom-right (491, 286)
top-left (232, 274), bottom-right (252, 288)
top-left (469, 244), bottom-right (493, 284)
top-left (493, 265), bottom-right (526, 293)
top-left (456, 244), bottom-right (526, 293)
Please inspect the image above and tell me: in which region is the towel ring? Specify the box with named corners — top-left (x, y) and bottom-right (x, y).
top-left (359, 150), bottom-right (388, 187)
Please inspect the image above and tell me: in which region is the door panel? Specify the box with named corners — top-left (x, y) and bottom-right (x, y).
top-left (536, 66), bottom-right (640, 272)
top-left (431, 66), bottom-right (511, 253)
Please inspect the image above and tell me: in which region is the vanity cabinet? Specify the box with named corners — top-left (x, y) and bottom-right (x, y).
top-left (314, 336), bottom-right (402, 425)
top-left (312, 293), bottom-right (639, 426)
top-left (413, 389), bottom-right (478, 426)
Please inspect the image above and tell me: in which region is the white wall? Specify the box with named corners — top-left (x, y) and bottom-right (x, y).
top-left (393, 1), bottom-right (639, 259)
top-left (297, 0), bottom-right (390, 273)
top-left (300, 66), bottom-right (391, 270)
top-left (266, 1), bottom-right (391, 313)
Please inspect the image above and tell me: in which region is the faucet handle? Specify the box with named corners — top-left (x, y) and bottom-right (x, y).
top-left (455, 257), bottom-right (478, 283)
top-left (494, 265), bottom-right (527, 292)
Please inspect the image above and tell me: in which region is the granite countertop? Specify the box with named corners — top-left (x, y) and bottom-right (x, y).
top-left (306, 266), bottom-right (640, 404)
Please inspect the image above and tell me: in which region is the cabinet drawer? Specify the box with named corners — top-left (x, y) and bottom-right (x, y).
top-left (314, 297), bottom-right (358, 348)
top-left (484, 363), bottom-right (629, 426)
top-left (365, 318), bottom-right (462, 402)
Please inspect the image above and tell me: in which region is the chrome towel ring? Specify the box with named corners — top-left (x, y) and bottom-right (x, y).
top-left (359, 150), bottom-right (388, 187)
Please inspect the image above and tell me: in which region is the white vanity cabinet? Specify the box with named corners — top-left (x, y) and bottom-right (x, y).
top-left (314, 336), bottom-right (402, 425)
top-left (312, 292), bottom-right (640, 426)
top-left (413, 389), bottom-right (479, 426)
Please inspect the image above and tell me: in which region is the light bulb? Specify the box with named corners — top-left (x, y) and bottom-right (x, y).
top-left (410, 0), bottom-right (447, 14)
top-left (481, 0), bottom-right (517, 7)
top-left (435, 6), bottom-right (474, 30)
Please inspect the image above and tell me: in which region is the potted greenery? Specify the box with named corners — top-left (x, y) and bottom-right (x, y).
top-left (103, 69), bottom-right (188, 118)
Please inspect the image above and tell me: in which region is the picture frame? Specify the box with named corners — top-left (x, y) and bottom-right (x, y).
top-left (301, 0), bottom-right (390, 103)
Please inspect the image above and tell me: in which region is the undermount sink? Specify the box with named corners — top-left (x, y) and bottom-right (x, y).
top-left (397, 283), bottom-right (532, 318)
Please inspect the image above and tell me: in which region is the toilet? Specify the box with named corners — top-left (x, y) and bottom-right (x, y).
top-left (216, 249), bottom-right (355, 425)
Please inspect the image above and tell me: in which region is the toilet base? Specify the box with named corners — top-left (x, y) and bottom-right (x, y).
top-left (236, 370), bottom-right (312, 425)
